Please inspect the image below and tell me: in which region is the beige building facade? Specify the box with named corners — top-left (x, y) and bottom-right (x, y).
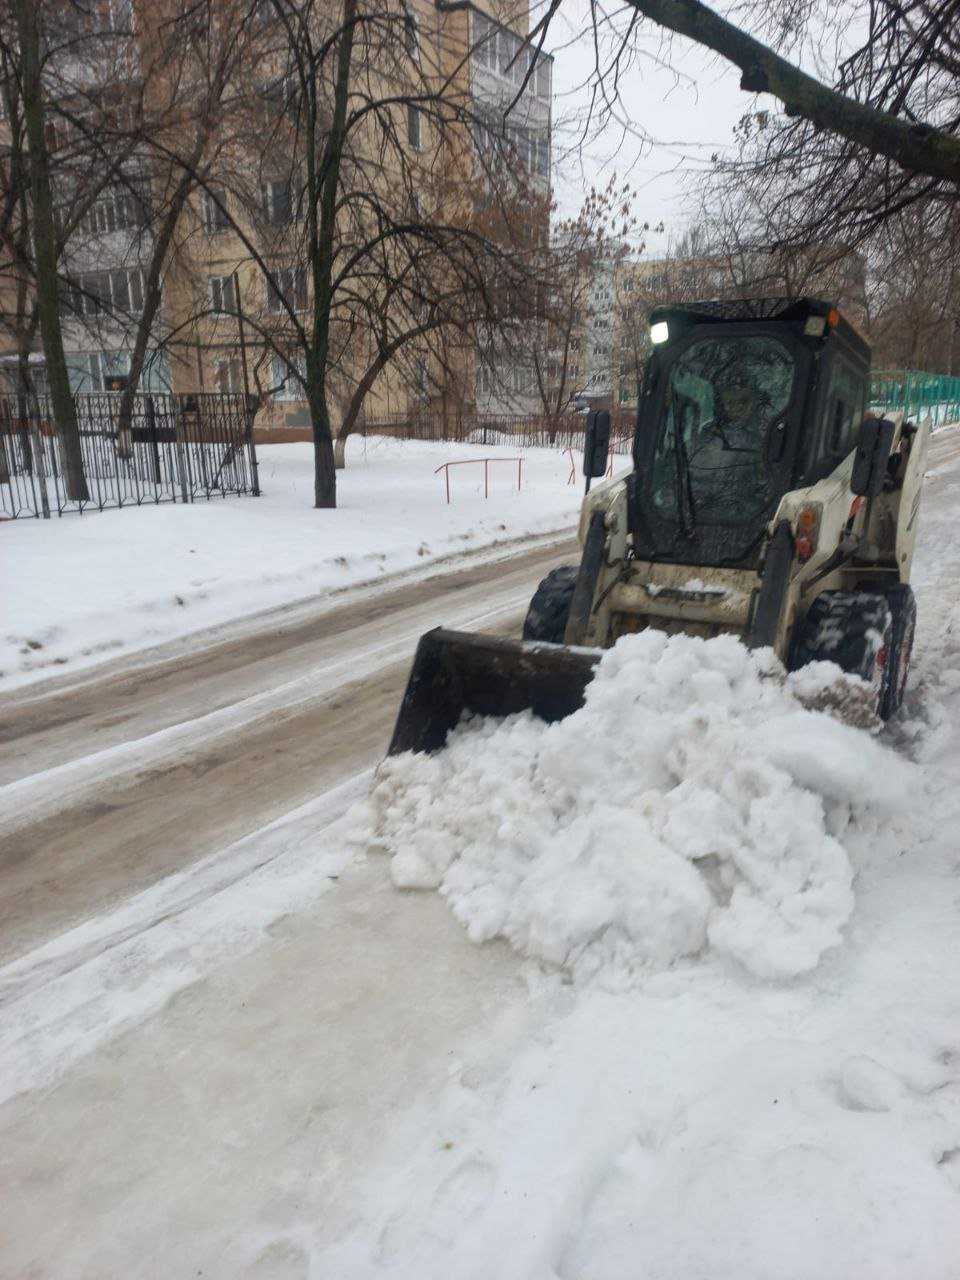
top-left (2, 0), bottom-right (551, 435)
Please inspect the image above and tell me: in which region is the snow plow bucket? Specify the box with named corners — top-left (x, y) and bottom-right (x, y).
top-left (387, 628), bottom-right (601, 756)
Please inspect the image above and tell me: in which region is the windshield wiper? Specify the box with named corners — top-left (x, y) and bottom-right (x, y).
top-left (671, 403), bottom-right (698, 540)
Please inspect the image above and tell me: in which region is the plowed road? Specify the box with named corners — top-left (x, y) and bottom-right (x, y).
top-left (0, 534), bottom-right (576, 963)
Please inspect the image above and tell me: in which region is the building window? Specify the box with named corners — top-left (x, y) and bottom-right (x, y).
top-left (69, 353), bottom-right (106, 391)
top-left (80, 185), bottom-right (145, 235)
top-left (407, 104), bottom-right (423, 151)
top-left (473, 114), bottom-right (497, 161)
top-left (209, 275), bottom-right (237, 315)
top-left (477, 360), bottom-right (496, 395)
top-left (62, 0), bottom-right (133, 38)
top-left (472, 11), bottom-right (549, 97)
top-left (473, 12), bottom-right (495, 68)
top-left (67, 349), bottom-right (170, 393)
top-left (404, 7), bottom-right (419, 59)
top-left (266, 266), bottom-right (307, 313)
top-left (72, 268), bottom-right (146, 316)
top-left (68, 351), bottom-right (129, 392)
top-left (262, 76), bottom-right (300, 120)
top-left (215, 357), bottom-right (244, 393)
top-left (510, 362), bottom-right (531, 394)
top-left (202, 188), bottom-right (229, 234)
top-left (272, 352), bottom-right (306, 400)
top-left (497, 26), bottom-right (522, 80)
top-left (141, 350), bottom-right (171, 392)
top-left (262, 179), bottom-right (293, 225)
top-left (534, 55), bottom-right (550, 98)
top-left (503, 124), bottom-right (548, 177)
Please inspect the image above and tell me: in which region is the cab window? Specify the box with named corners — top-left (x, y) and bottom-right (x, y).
top-left (650, 335), bottom-right (794, 526)
top-left (814, 356), bottom-right (865, 477)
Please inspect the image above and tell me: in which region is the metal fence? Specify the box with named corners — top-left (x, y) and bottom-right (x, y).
top-left (0, 391), bottom-right (260, 519)
top-left (871, 369), bottom-right (960, 427)
top-left (359, 411), bottom-right (638, 452)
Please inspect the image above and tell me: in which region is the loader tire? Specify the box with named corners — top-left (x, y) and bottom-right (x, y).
top-left (523, 566), bottom-right (578, 643)
top-left (790, 590), bottom-right (893, 714)
top-left (879, 584), bottom-right (916, 720)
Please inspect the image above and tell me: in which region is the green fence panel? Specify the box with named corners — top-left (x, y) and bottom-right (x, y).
top-left (871, 369), bottom-right (960, 427)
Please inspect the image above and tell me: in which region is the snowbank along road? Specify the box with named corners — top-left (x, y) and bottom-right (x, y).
top-left (2, 431), bottom-right (960, 1279)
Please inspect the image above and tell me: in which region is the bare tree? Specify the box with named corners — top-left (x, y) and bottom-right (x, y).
top-left (6, 0), bottom-right (89, 499)
top-left (612, 227), bottom-right (727, 408)
top-left (865, 204), bottom-right (960, 371)
top-left (485, 179), bottom-right (639, 437)
top-left (539, 0), bottom-right (960, 192)
top-left (155, 0), bottom-right (550, 507)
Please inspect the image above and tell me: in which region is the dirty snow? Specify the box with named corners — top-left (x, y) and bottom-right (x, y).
top-left (368, 632), bottom-right (910, 982)
top-left (1, 435), bottom-right (580, 688)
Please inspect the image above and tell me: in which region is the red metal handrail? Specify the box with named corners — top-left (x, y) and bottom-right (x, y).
top-left (434, 456), bottom-right (524, 504)
top-left (565, 443), bottom-right (624, 485)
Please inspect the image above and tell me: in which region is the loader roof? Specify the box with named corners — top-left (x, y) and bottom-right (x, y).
top-left (648, 296), bottom-right (870, 364)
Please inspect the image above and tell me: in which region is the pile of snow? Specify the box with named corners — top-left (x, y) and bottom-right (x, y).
top-left (366, 631), bottom-right (913, 982)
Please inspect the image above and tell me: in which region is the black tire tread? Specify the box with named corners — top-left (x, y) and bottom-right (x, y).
top-left (879, 583), bottom-right (916, 720)
top-left (790, 589), bottom-right (893, 712)
top-left (523, 565), bottom-right (578, 643)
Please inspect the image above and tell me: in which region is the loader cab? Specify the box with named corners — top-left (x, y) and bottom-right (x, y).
top-left (798, 321), bottom-right (871, 485)
top-left (629, 297), bottom-right (869, 568)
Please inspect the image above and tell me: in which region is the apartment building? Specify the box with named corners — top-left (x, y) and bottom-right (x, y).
top-left (168, 0), bottom-right (553, 431)
top-left (1, 0), bottom-right (552, 432)
top-left (0, 0), bottom-right (170, 394)
top-left (469, 3), bottom-right (553, 416)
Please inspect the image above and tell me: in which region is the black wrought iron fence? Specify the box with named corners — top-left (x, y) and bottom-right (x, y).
top-left (358, 411), bottom-right (637, 451)
top-left (0, 391), bottom-right (260, 519)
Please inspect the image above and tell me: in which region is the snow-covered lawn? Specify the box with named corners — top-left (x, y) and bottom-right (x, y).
top-left (1, 435), bottom-right (582, 689)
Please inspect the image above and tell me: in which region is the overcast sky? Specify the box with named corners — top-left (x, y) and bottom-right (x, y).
top-left (540, 1), bottom-right (757, 256)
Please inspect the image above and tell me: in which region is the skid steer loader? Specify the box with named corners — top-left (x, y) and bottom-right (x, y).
top-left (389, 297), bottom-right (929, 755)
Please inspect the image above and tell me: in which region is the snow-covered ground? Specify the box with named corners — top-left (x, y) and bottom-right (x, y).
top-left (2, 429), bottom-right (960, 1278)
top-left (0, 435), bottom-right (582, 689)
top-left (347, 431), bottom-right (960, 1277)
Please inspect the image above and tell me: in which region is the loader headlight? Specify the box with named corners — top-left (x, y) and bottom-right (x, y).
top-left (650, 321), bottom-right (669, 345)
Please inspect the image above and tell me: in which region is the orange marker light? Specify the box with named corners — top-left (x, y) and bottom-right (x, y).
top-left (794, 503), bottom-right (822, 562)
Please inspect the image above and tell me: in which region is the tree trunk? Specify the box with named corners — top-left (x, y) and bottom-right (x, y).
top-left (313, 411), bottom-right (337, 506)
top-left (333, 400), bottom-right (363, 469)
top-left (307, 0), bottom-right (357, 508)
top-left (14, 0), bottom-right (88, 501)
top-left (307, 372), bottom-right (337, 507)
top-left (628, 0), bottom-right (960, 184)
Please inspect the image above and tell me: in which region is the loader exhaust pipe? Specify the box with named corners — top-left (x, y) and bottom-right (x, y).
top-left (387, 628), bottom-right (601, 756)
